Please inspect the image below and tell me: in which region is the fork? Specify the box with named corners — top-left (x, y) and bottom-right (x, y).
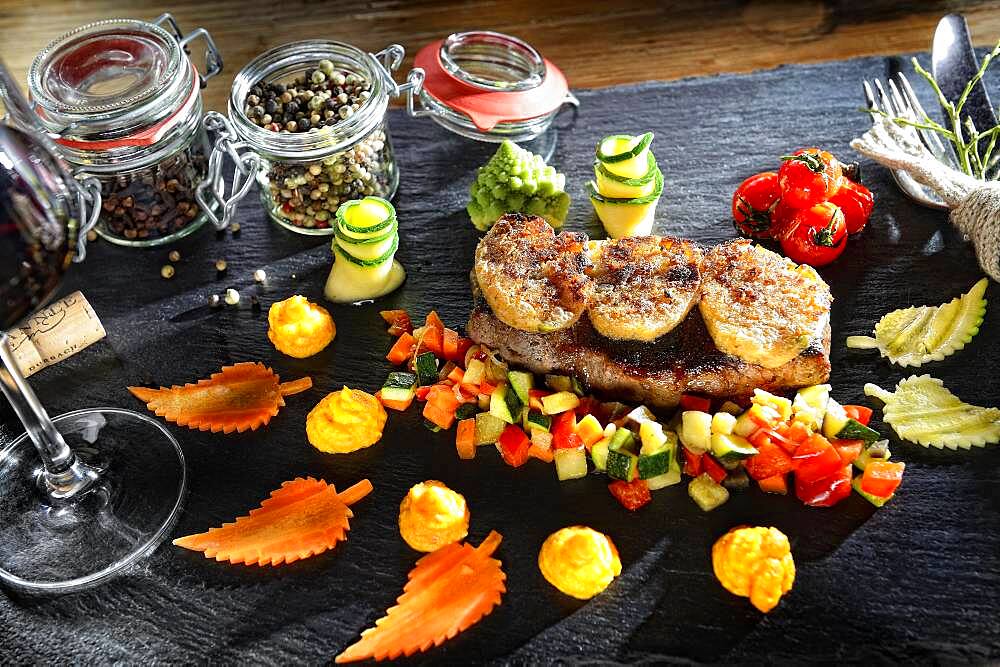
top-left (862, 73), bottom-right (952, 210)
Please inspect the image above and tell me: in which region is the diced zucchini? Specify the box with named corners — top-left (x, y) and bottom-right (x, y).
top-left (836, 419), bottom-right (881, 444)
top-left (609, 427), bottom-right (637, 453)
top-left (455, 403), bottom-right (478, 420)
top-left (463, 358), bottom-right (486, 386)
top-left (541, 391), bottom-right (580, 415)
top-left (624, 405), bottom-right (657, 431)
top-left (645, 453), bottom-right (682, 490)
top-left (712, 412), bottom-right (737, 435)
top-left (544, 374), bottom-right (573, 393)
top-left (591, 437), bottom-right (611, 471)
top-left (415, 352), bottom-right (438, 386)
top-left (606, 448), bottom-right (638, 481)
top-left (733, 411), bottom-right (758, 438)
top-left (680, 411), bottom-right (713, 454)
top-left (792, 383), bottom-right (830, 430)
top-left (489, 383), bottom-right (522, 424)
top-left (639, 420), bottom-right (668, 454)
top-left (524, 409), bottom-right (552, 433)
top-left (555, 447), bottom-right (588, 481)
top-left (638, 450), bottom-right (671, 479)
top-left (854, 440), bottom-right (891, 471)
top-left (688, 473), bottom-right (730, 512)
top-left (719, 401), bottom-right (743, 415)
top-left (751, 389), bottom-right (793, 422)
top-left (852, 475), bottom-right (893, 506)
top-left (381, 371), bottom-right (417, 403)
top-left (723, 467), bottom-right (750, 490)
top-left (474, 413), bottom-right (506, 445)
top-left (710, 433), bottom-right (758, 461)
top-left (822, 398), bottom-right (850, 439)
top-left (507, 370), bottom-right (534, 404)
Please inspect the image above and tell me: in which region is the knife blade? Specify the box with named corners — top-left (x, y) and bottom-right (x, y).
top-left (932, 13), bottom-right (998, 136)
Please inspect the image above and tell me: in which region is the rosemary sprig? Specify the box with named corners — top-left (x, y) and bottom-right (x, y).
top-left (867, 39), bottom-right (1000, 180)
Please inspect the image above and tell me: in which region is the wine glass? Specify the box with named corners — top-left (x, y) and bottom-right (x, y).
top-left (0, 61), bottom-right (186, 594)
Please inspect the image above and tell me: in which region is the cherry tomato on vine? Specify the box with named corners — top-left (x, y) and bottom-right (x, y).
top-left (732, 171), bottom-right (783, 238)
top-left (777, 148), bottom-right (843, 209)
top-left (829, 180), bottom-right (874, 234)
top-left (780, 202), bottom-right (848, 267)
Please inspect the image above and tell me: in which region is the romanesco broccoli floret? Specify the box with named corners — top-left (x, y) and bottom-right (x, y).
top-left (467, 140), bottom-right (570, 231)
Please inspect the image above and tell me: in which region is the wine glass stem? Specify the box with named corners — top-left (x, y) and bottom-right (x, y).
top-left (0, 333), bottom-right (99, 502)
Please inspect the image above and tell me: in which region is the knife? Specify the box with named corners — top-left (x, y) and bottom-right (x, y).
top-left (932, 13), bottom-right (998, 137)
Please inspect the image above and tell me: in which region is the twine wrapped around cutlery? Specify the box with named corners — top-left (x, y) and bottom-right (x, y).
top-left (851, 114), bottom-right (1000, 281)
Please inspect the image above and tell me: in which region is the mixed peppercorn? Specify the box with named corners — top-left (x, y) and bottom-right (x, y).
top-left (243, 60), bottom-right (395, 230)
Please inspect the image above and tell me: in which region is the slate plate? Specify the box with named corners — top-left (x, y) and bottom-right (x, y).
top-left (2, 53), bottom-right (999, 664)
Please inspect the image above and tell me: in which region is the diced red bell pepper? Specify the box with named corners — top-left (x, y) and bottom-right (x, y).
top-left (415, 385), bottom-right (433, 401)
top-left (425, 310), bottom-right (446, 332)
top-left (608, 478), bottom-right (651, 511)
top-left (386, 332), bottom-right (416, 365)
top-left (479, 380), bottom-right (498, 396)
top-left (456, 419), bottom-right (476, 460)
top-left (792, 433), bottom-right (844, 482)
top-left (497, 425), bottom-right (531, 467)
top-left (832, 439), bottom-right (864, 465)
top-left (423, 402), bottom-right (456, 430)
top-left (758, 474), bottom-right (788, 495)
top-left (551, 411), bottom-right (582, 449)
top-left (679, 394), bottom-right (712, 412)
top-left (843, 405), bottom-right (873, 426)
top-left (380, 309), bottom-right (413, 336)
top-left (763, 428), bottom-right (799, 454)
top-left (748, 428), bottom-right (773, 449)
top-left (795, 464), bottom-right (853, 507)
top-left (702, 455), bottom-right (728, 484)
top-left (683, 449), bottom-right (703, 477)
top-left (455, 337), bottom-right (474, 366)
top-left (777, 420), bottom-right (811, 445)
top-left (442, 327), bottom-right (460, 362)
top-left (418, 325), bottom-right (443, 357)
top-left (861, 460), bottom-right (905, 497)
top-left (744, 439), bottom-right (794, 480)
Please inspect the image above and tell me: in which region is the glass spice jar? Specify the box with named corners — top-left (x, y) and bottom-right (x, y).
top-left (28, 14), bottom-right (223, 247)
top-left (198, 40), bottom-right (422, 234)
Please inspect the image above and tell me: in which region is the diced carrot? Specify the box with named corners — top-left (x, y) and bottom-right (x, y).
top-left (528, 389), bottom-right (549, 411)
top-left (479, 380), bottom-right (498, 396)
top-left (442, 328), bottom-right (460, 362)
top-left (425, 310), bottom-right (445, 331)
top-left (528, 443), bottom-right (554, 463)
top-left (833, 439), bottom-right (864, 465)
top-left (418, 326), bottom-right (443, 357)
top-left (423, 402), bottom-right (455, 430)
top-left (415, 386), bottom-right (433, 401)
top-left (426, 384), bottom-right (460, 413)
top-left (386, 332), bottom-right (416, 365)
top-left (702, 455), bottom-right (728, 484)
top-left (456, 419), bottom-right (476, 460)
top-left (446, 366), bottom-right (465, 385)
top-left (758, 474), bottom-right (788, 495)
top-left (680, 394), bottom-right (712, 412)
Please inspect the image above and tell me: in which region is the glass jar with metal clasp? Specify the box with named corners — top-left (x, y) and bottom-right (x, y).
top-left (197, 40), bottom-right (422, 234)
top-left (27, 13), bottom-right (223, 247)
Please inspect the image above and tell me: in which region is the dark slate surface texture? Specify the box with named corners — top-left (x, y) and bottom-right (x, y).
top-left (2, 54), bottom-right (999, 665)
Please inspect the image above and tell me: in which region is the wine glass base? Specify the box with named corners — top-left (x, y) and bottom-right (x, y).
top-left (0, 408), bottom-right (186, 594)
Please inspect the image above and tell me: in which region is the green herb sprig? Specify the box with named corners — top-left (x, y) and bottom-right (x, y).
top-left (868, 39), bottom-right (1000, 180)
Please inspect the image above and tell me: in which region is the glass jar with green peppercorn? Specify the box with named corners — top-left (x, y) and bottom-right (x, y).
top-left (198, 40), bottom-right (423, 234)
top-left (27, 14), bottom-right (223, 247)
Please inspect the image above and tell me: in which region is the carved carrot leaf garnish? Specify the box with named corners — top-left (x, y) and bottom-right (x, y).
top-left (173, 477), bottom-right (372, 566)
top-left (128, 361), bottom-right (312, 434)
top-left (336, 530), bottom-right (506, 663)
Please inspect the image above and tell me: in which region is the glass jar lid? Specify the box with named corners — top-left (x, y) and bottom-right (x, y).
top-left (414, 31), bottom-right (574, 138)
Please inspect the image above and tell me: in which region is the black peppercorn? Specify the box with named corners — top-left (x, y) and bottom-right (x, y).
top-left (264, 99), bottom-right (278, 114)
top-left (297, 118), bottom-right (311, 131)
top-left (285, 101), bottom-right (300, 115)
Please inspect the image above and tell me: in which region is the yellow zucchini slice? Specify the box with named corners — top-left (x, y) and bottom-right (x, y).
top-left (595, 151), bottom-right (660, 199)
top-left (865, 375), bottom-right (1000, 450)
top-left (588, 170), bottom-right (663, 239)
top-left (847, 278), bottom-right (988, 367)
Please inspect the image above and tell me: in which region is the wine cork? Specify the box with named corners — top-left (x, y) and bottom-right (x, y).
top-left (5, 292), bottom-right (106, 377)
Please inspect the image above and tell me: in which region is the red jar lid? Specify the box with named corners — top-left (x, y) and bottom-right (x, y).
top-left (414, 31), bottom-right (570, 133)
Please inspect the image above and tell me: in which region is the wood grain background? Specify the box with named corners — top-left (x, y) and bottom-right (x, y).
top-left (2, 0), bottom-right (999, 111)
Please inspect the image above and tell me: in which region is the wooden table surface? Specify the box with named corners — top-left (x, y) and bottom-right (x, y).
top-left (2, 0), bottom-right (999, 112)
